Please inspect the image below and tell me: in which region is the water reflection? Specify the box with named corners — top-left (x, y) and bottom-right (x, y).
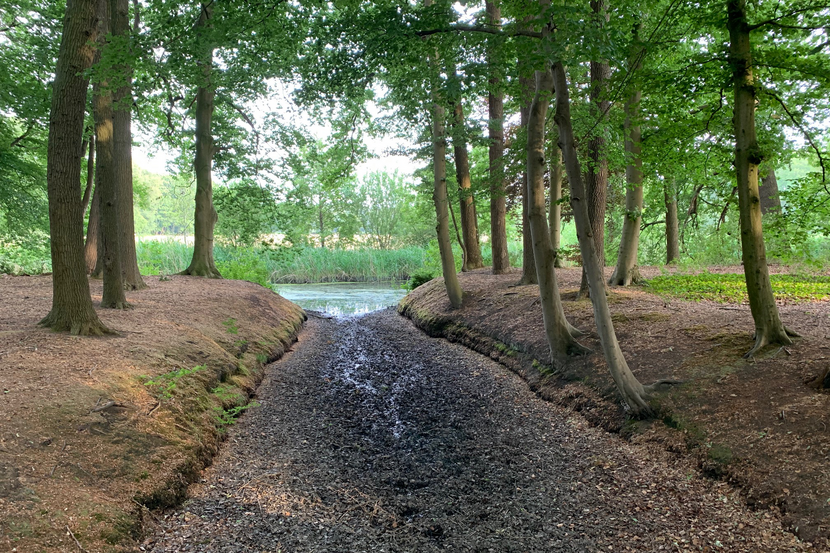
top-left (274, 282), bottom-right (409, 316)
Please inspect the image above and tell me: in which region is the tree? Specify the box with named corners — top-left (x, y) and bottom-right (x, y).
top-left (727, 0), bottom-right (797, 356)
top-left (359, 171), bottom-right (411, 250)
top-left (40, 0), bottom-right (110, 335)
top-left (450, 99), bottom-right (484, 270)
top-left (181, 1), bottom-right (221, 278)
top-left (486, 0), bottom-right (510, 275)
top-left (518, 74), bottom-right (538, 285)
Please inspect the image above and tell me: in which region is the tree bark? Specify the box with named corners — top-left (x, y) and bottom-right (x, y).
top-left (553, 61), bottom-right (652, 417)
top-left (518, 75), bottom-right (538, 285)
top-left (548, 125), bottom-right (563, 268)
top-left (451, 101), bottom-right (484, 270)
top-left (93, 0), bottom-right (128, 309)
top-left (527, 65), bottom-right (586, 362)
top-left (727, 0), bottom-right (795, 357)
top-left (40, 0), bottom-right (111, 335)
top-left (665, 180), bottom-right (679, 264)
top-left (578, 0), bottom-right (611, 299)
top-left (759, 165), bottom-right (782, 214)
top-left (81, 133), bottom-right (94, 215)
top-left (609, 84), bottom-right (643, 286)
top-left (111, 0), bottom-right (145, 290)
top-left (181, 2), bottom-right (221, 278)
top-left (486, 0), bottom-right (510, 275)
top-left (84, 173), bottom-right (100, 274)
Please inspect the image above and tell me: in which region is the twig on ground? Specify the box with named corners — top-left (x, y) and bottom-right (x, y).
top-left (91, 400), bottom-right (124, 413)
top-left (66, 525), bottom-right (89, 553)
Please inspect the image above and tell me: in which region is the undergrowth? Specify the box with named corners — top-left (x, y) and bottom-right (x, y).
top-left (644, 272), bottom-right (830, 303)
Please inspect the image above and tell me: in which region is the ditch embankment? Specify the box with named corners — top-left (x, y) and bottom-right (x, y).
top-left (0, 275), bottom-right (305, 552)
top-left (399, 266), bottom-right (830, 546)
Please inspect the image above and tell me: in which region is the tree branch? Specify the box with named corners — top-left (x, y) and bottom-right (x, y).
top-left (10, 121), bottom-right (35, 148)
top-left (416, 24), bottom-right (542, 39)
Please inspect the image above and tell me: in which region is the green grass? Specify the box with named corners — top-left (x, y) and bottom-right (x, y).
top-left (644, 272), bottom-right (830, 303)
top-left (266, 246), bottom-right (427, 283)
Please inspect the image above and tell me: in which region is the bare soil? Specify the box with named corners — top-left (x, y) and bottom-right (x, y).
top-left (0, 275), bottom-right (304, 552)
top-left (399, 266), bottom-right (830, 546)
top-left (144, 310), bottom-right (808, 552)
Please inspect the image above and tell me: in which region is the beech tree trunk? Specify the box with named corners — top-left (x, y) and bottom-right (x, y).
top-left (182, 2), bottom-right (221, 278)
top-left (578, 0), bottom-right (611, 298)
top-left (759, 166), bottom-right (782, 214)
top-left (81, 134), bottom-right (94, 215)
top-left (548, 127), bottom-right (563, 268)
top-left (553, 61), bottom-right (652, 416)
top-left (665, 181), bottom-right (679, 264)
top-left (40, 0), bottom-right (110, 335)
top-left (486, 0), bottom-right (510, 275)
top-left (111, 0), bottom-right (145, 290)
top-left (451, 101), bottom-right (484, 270)
top-left (84, 179), bottom-right (100, 274)
top-left (518, 75), bottom-right (537, 285)
top-left (609, 85), bottom-right (643, 286)
top-left (426, 0), bottom-right (462, 308)
top-left (727, 0), bottom-right (795, 357)
top-left (527, 65), bottom-right (586, 362)
top-left (93, 0), bottom-right (128, 309)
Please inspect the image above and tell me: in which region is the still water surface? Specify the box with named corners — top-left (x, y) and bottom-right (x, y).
top-left (274, 282), bottom-right (409, 316)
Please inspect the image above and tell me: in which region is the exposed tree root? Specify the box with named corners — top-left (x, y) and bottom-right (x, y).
top-left (39, 312), bottom-right (112, 336)
top-left (101, 300), bottom-right (132, 310)
top-left (744, 328), bottom-right (794, 358)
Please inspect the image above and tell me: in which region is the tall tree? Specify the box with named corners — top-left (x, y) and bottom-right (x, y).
top-left (111, 0), bottom-right (145, 290)
top-left (181, 1), bottom-right (221, 278)
top-left (548, 123), bottom-right (564, 268)
top-left (727, 0), bottom-right (796, 356)
top-left (93, 0), bottom-right (128, 309)
top-left (451, 99), bottom-right (484, 270)
top-left (664, 179), bottom-right (679, 263)
top-left (486, 0), bottom-right (510, 275)
top-left (40, 0), bottom-right (110, 335)
top-left (518, 74), bottom-right (538, 285)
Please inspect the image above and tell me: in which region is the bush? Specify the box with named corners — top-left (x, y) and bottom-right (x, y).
top-left (406, 270), bottom-right (435, 290)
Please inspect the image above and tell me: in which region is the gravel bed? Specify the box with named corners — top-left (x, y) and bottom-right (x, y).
top-left (142, 309), bottom-right (808, 552)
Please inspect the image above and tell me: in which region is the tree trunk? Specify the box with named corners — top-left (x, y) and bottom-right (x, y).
top-left (518, 75), bottom-right (537, 285)
top-left (81, 134), bottom-right (94, 215)
top-left (486, 0), bottom-right (510, 275)
top-left (527, 65), bottom-right (587, 362)
top-left (578, 0), bottom-right (611, 299)
top-left (609, 84), bottom-right (643, 286)
top-left (181, 2), bottom-right (221, 278)
top-left (553, 61), bottom-right (652, 417)
top-left (84, 175), bottom-right (100, 274)
top-left (93, 0), bottom-right (128, 309)
top-left (451, 101), bottom-right (484, 270)
top-left (665, 181), bottom-right (679, 264)
top-left (426, 0), bottom-right (462, 308)
top-left (111, 0), bottom-right (145, 290)
top-left (759, 165), bottom-right (782, 214)
top-left (40, 0), bottom-right (110, 335)
top-left (727, 0), bottom-right (795, 357)
top-left (548, 126), bottom-right (563, 268)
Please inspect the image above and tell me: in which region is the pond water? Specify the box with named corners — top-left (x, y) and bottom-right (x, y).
top-left (273, 282), bottom-right (409, 316)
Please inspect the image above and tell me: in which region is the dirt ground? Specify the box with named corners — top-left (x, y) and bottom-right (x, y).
top-left (0, 275), bottom-right (305, 552)
top-left (143, 310), bottom-right (808, 553)
top-left (400, 265), bottom-right (830, 546)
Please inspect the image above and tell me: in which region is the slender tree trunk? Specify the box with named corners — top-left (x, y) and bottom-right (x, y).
top-left (111, 0), bottom-right (145, 290)
top-left (40, 0), bottom-right (110, 335)
top-left (548, 126), bottom-right (563, 268)
top-left (318, 203), bottom-right (326, 248)
top-left (451, 101), bottom-right (484, 270)
top-left (665, 181), bottom-right (679, 264)
top-left (759, 165), bottom-right (782, 214)
top-left (84, 172), bottom-right (100, 274)
top-left (181, 2), bottom-right (221, 278)
top-left (727, 0), bottom-right (796, 357)
top-left (81, 134), bottom-right (94, 215)
top-left (518, 75), bottom-right (538, 285)
top-left (609, 84), bottom-right (643, 286)
top-left (578, 0), bottom-right (611, 298)
top-left (486, 0), bottom-right (510, 274)
top-left (426, 0), bottom-right (462, 308)
top-left (527, 65), bottom-right (587, 362)
top-left (553, 61), bottom-right (652, 416)
top-left (93, 0), bottom-right (128, 309)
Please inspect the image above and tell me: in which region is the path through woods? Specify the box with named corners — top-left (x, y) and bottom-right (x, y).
top-left (144, 310), bottom-right (806, 552)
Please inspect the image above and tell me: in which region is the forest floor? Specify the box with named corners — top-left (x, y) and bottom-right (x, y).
top-left (0, 275), bottom-right (305, 553)
top-left (399, 265), bottom-right (830, 547)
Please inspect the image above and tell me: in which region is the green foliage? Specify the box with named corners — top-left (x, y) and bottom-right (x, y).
top-left (267, 246), bottom-right (426, 283)
top-left (644, 273), bottom-right (830, 304)
top-left (0, 232), bottom-right (51, 275)
top-left (221, 318), bottom-right (239, 335)
top-left (142, 365), bottom-right (206, 400)
top-left (406, 270), bottom-right (434, 290)
top-left (215, 247), bottom-right (271, 288)
top-left (214, 181), bottom-right (278, 246)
